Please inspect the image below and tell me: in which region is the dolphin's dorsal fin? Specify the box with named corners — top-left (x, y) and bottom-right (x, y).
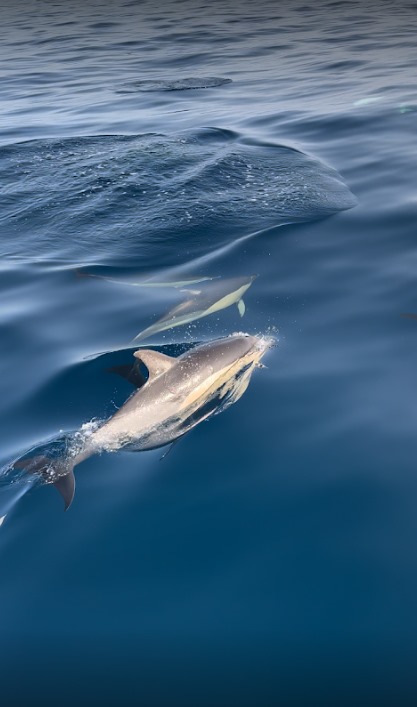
top-left (107, 363), bottom-right (147, 389)
top-left (134, 349), bottom-right (176, 378)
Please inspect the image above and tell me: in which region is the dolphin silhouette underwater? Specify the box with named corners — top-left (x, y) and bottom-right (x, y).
top-left (17, 333), bottom-right (273, 510)
top-left (77, 269), bottom-right (215, 289)
top-left (133, 275), bottom-right (257, 341)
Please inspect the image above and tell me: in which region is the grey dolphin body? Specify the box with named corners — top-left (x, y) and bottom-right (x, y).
top-left (26, 333), bottom-right (272, 509)
top-left (134, 275), bottom-right (257, 342)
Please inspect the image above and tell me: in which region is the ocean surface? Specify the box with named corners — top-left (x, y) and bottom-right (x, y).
top-left (1, 0), bottom-right (417, 704)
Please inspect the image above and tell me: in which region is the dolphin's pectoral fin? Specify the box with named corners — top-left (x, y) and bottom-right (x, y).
top-left (53, 470), bottom-right (76, 511)
top-left (107, 363), bottom-right (147, 389)
top-left (237, 299), bottom-right (245, 317)
top-left (134, 349), bottom-right (176, 378)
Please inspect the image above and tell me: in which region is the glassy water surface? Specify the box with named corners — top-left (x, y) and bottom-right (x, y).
top-left (1, 0), bottom-right (417, 704)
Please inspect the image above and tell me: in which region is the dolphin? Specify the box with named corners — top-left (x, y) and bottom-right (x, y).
top-left (133, 275), bottom-right (257, 342)
top-left (18, 333), bottom-right (273, 510)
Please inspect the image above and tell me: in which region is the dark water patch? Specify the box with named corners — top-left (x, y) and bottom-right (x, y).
top-left (119, 77), bottom-right (233, 92)
top-left (89, 22), bottom-right (120, 30)
top-left (323, 59), bottom-right (365, 70)
top-left (0, 128), bottom-right (356, 267)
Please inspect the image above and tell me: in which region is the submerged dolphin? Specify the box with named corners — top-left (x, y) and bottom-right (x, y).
top-left (77, 269), bottom-right (215, 288)
top-left (19, 333), bottom-right (273, 510)
top-left (133, 275), bottom-right (257, 342)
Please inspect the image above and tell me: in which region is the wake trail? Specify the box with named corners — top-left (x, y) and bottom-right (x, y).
top-left (0, 473), bottom-right (37, 526)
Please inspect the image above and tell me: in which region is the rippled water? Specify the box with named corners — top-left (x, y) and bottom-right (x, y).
top-left (2, 0), bottom-right (417, 704)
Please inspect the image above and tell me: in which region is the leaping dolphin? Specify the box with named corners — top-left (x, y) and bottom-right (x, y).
top-left (17, 333), bottom-right (273, 510)
top-left (133, 275), bottom-right (257, 342)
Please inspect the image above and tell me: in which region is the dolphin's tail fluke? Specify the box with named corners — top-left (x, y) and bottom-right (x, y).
top-left (13, 455), bottom-right (76, 511)
top-left (52, 470), bottom-right (76, 510)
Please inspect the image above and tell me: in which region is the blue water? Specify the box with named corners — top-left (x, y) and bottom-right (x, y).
top-left (2, 0), bottom-right (417, 704)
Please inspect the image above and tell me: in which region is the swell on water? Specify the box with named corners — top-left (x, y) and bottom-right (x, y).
top-left (1, 128), bottom-right (356, 269)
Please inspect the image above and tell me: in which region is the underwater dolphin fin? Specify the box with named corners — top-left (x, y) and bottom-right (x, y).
top-left (107, 363), bottom-right (147, 389)
top-left (134, 349), bottom-right (176, 378)
top-left (237, 299), bottom-right (245, 317)
top-left (53, 470), bottom-right (76, 511)
top-left (0, 515), bottom-right (6, 527)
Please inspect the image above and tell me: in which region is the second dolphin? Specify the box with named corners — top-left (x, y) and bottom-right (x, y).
top-left (134, 275), bottom-right (257, 341)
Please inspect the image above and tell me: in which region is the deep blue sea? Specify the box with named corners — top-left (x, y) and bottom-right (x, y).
top-left (2, 0), bottom-right (417, 704)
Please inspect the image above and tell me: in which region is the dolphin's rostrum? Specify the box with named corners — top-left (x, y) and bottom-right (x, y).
top-left (18, 333), bottom-right (273, 510)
